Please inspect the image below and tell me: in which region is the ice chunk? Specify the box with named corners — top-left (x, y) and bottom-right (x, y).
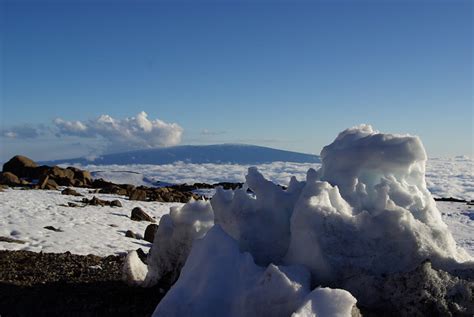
top-left (292, 287), bottom-right (358, 317)
top-left (211, 167), bottom-right (305, 265)
top-left (123, 199), bottom-right (214, 287)
top-left (153, 226), bottom-right (312, 317)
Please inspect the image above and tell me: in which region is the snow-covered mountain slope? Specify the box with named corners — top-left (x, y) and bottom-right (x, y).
top-left (43, 144), bottom-right (320, 165)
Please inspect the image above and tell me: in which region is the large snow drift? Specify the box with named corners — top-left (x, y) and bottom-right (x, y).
top-left (124, 125), bottom-right (473, 316)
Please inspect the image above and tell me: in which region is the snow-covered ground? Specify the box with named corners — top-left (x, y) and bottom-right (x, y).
top-left (0, 155), bottom-right (472, 257)
top-left (438, 201), bottom-right (474, 255)
top-left (0, 187), bottom-right (182, 255)
top-left (0, 188), bottom-right (472, 257)
top-left (76, 156), bottom-right (473, 200)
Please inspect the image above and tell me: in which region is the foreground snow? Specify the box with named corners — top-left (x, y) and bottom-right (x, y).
top-left (0, 188), bottom-right (182, 255)
top-left (0, 189), bottom-right (471, 257)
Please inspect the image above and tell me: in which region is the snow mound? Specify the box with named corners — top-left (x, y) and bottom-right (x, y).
top-left (123, 199), bottom-right (213, 287)
top-left (124, 125), bottom-right (473, 316)
top-left (153, 226), bottom-right (317, 317)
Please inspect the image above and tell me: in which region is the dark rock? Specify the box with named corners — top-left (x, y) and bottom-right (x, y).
top-left (68, 202), bottom-right (80, 207)
top-left (48, 166), bottom-right (75, 180)
top-left (434, 197), bottom-right (467, 203)
top-left (37, 175), bottom-right (50, 189)
top-left (33, 165), bottom-right (52, 179)
top-left (91, 178), bottom-right (116, 189)
top-left (99, 185), bottom-right (129, 196)
top-left (213, 182), bottom-right (244, 190)
top-left (72, 179), bottom-right (84, 187)
top-left (82, 196), bottom-right (106, 206)
top-left (0, 172), bottom-right (21, 186)
top-left (44, 226), bottom-right (63, 232)
top-left (144, 224), bottom-right (159, 243)
top-left (38, 175), bottom-right (58, 190)
top-left (131, 207), bottom-right (155, 222)
top-left (125, 230), bottom-right (137, 239)
top-left (0, 236), bottom-right (26, 244)
top-left (81, 196), bottom-right (123, 207)
top-left (110, 200), bottom-right (122, 207)
top-left (61, 188), bottom-right (83, 197)
top-left (67, 167), bottom-right (92, 186)
top-left (45, 178), bottom-right (59, 190)
top-left (136, 248), bottom-right (148, 264)
top-left (2, 155), bottom-right (38, 179)
top-left (129, 189), bottom-right (147, 201)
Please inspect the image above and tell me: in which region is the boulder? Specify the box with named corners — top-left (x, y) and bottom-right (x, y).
top-left (82, 196), bottom-right (106, 206)
top-left (144, 224), bottom-right (159, 243)
top-left (136, 248), bottom-right (148, 264)
top-left (44, 226), bottom-right (63, 232)
top-left (67, 167), bottom-right (92, 186)
top-left (38, 175), bottom-right (58, 190)
top-left (131, 207), bottom-right (155, 222)
top-left (125, 230), bottom-right (137, 239)
top-left (48, 166), bottom-right (75, 180)
top-left (129, 189), bottom-right (147, 201)
top-left (2, 155), bottom-right (38, 179)
top-left (61, 188), bottom-right (83, 196)
top-left (99, 185), bottom-right (128, 196)
top-left (110, 200), bottom-right (123, 207)
top-left (0, 172), bottom-right (21, 186)
top-left (81, 196), bottom-right (123, 207)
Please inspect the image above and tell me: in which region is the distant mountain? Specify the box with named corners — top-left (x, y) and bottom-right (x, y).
top-left (43, 144), bottom-right (320, 165)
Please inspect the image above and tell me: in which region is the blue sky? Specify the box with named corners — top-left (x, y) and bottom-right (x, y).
top-left (1, 0), bottom-right (472, 161)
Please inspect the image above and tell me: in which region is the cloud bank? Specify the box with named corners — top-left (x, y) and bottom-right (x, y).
top-left (1, 124), bottom-right (44, 139)
top-left (52, 111), bottom-right (183, 152)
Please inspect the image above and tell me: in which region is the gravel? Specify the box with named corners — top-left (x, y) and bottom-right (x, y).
top-left (0, 250), bottom-right (166, 316)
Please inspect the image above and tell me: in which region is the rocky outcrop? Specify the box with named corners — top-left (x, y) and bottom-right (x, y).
top-left (38, 175), bottom-right (59, 190)
top-left (0, 155), bottom-right (210, 203)
top-left (2, 155), bottom-right (38, 179)
top-left (81, 197), bottom-right (123, 207)
top-left (128, 187), bottom-right (199, 203)
top-left (61, 188), bottom-right (83, 197)
top-left (131, 207), bottom-right (155, 222)
top-left (0, 172), bottom-right (22, 186)
top-left (1, 155), bottom-right (93, 189)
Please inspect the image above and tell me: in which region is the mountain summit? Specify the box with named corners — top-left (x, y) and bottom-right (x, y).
top-left (44, 144), bottom-right (320, 165)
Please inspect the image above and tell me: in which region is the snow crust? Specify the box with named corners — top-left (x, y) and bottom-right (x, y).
top-left (0, 188), bottom-right (182, 255)
top-left (124, 125), bottom-right (472, 316)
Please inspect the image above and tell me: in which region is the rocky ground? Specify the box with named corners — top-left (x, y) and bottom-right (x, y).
top-left (0, 250), bottom-right (165, 316)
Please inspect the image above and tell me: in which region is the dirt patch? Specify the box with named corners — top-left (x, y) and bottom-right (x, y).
top-left (0, 250), bottom-right (165, 316)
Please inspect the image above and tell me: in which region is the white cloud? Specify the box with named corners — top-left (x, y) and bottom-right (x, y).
top-left (53, 111), bottom-right (183, 152)
top-left (1, 124), bottom-right (42, 139)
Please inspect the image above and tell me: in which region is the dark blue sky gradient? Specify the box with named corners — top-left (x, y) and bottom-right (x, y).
top-left (1, 0), bottom-right (472, 160)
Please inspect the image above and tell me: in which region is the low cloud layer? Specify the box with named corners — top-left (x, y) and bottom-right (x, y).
top-left (53, 112), bottom-right (183, 152)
